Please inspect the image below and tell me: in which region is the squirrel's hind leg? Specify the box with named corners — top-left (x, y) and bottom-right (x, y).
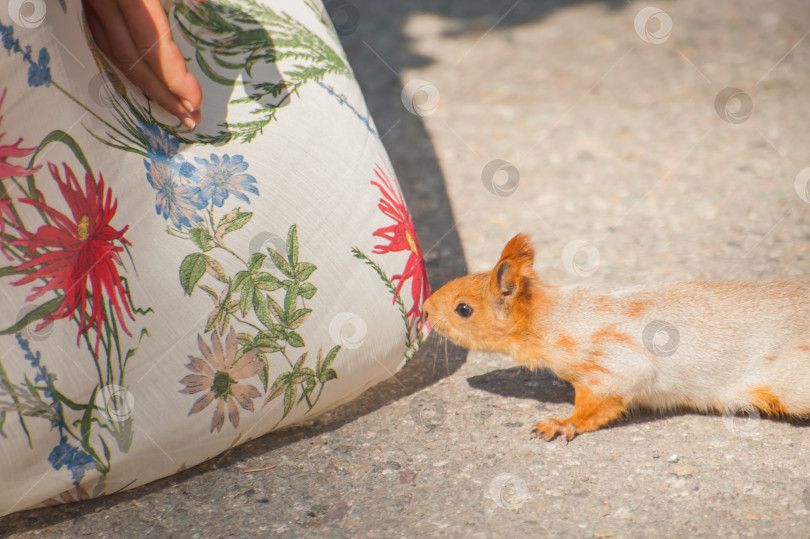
top-left (531, 384), bottom-right (625, 441)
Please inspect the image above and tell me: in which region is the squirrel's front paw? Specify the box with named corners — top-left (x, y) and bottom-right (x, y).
top-left (531, 418), bottom-right (577, 442)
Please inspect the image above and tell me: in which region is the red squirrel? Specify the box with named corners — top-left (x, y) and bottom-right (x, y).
top-left (422, 234), bottom-right (810, 441)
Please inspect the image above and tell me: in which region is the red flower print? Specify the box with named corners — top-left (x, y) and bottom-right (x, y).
top-left (0, 87), bottom-right (40, 259)
top-left (0, 89), bottom-right (40, 178)
top-left (371, 164), bottom-right (430, 322)
top-left (12, 163), bottom-right (133, 349)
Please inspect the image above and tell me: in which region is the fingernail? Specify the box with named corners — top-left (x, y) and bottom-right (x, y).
top-left (181, 99), bottom-right (196, 114)
top-left (182, 116), bottom-right (197, 130)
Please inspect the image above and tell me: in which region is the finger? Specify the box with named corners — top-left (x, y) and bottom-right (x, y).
top-left (84, 0), bottom-right (199, 128)
top-left (116, 0), bottom-right (203, 114)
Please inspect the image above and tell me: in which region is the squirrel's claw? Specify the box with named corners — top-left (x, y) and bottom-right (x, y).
top-left (531, 418), bottom-right (577, 442)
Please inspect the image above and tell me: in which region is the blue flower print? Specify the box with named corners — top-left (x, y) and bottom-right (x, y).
top-left (1, 24), bottom-right (13, 51)
top-left (27, 47), bottom-right (51, 87)
top-left (191, 154), bottom-right (258, 207)
top-left (48, 437), bottom-right (96, 485)
top-left (146, 155), bottom-right (205, 229)
top-left (0, 22), bottom-right (51, 87)
top-left (140, 120), bottom-right (180, 159)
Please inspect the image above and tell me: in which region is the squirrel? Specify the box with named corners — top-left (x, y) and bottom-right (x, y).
top-left (422, 233), bottom-right (810, 441)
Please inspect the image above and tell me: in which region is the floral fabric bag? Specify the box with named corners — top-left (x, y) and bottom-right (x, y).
top-left (0, 0), bottom-right (428, 513)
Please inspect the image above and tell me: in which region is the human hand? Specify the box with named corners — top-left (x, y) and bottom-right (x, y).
top-left (82, 0), bottom-right (203, 129)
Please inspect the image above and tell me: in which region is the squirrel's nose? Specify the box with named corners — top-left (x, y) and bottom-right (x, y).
top-left (422, 297), bottom-right (432, 318)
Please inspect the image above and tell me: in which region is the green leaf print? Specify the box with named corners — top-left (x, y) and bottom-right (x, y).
top-left (176, 219), bottom-right (339, 429)
top-left (179, 253), bottom-right (209, 295)
top-left (171, 0), bottom-right (352, 144)
top-left (190, 228), bottom-right (215, 252)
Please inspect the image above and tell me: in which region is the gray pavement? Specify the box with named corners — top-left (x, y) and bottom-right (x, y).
top-left (5, 0), bottom-right (810, 536)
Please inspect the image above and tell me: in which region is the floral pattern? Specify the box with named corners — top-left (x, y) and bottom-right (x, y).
top-left (180, 328), bottom-right (263, 432)
top-left (353, 164), bottom-right (430, 357)
top-left (0, 0), bottom-right (428, 514)
top-left (191, 154), bottom-right (258, 207)
top-left (370, 165), bottom-right (431, 323)
top-left (11, 163), bottom-right (133, 348)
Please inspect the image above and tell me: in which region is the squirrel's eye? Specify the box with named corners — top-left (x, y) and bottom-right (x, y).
top-left (454, 303), bottom-right (473, 318)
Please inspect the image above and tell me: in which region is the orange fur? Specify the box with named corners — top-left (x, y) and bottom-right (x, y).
top-left (555, 335), bottom-right (577, 354)
top-left (765, 355), bottom-right (777, 362)
top-left (749, 386), bottom-right (787, 416)
top-left (531, 384), bottom-right (625, 441)
top-left (592, 325), bottom-right (636, 346)
top-left (568, 359), bottom-right (609, 375)
top-left (797, 345), bottom-right (810, 351)
top-left (623, 301), bottom-right (649, 318)
top-left (594, 296), bottom-right (614, 312)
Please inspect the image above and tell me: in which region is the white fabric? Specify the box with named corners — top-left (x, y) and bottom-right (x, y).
top-left (0, 0), bottom-right (428, 514)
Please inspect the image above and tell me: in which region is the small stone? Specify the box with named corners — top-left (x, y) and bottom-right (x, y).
top-left (321, 501), bottom-right (349, 524)
top-left (399, 469), bottom-right (418, 484)
top-left (672, 465), bottom-right (695, 478)
top-left (667, 454), bottom-right (679, 463)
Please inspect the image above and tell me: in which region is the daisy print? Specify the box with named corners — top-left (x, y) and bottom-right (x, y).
top-left (180, 328), bottom-right (263, 432)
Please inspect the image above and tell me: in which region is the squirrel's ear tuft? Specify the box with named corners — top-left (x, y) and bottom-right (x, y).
top-left (498, 234), bottom-right (535, 270)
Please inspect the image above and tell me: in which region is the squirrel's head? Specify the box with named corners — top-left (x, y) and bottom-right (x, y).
top-left (423, 234), bottom-right (540, 352)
